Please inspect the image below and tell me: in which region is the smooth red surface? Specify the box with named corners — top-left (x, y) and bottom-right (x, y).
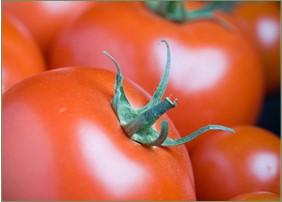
top-left (2, 1), bottom-right (93, 52)
top-left (3, 67), bottom-right (196, 200)
top-left (230, 191), bottom-right (280, 201)
top-left (49, 2), bottom-right (264, 137)
top-left (231, 2), bottom-right (280, 92)
top-left (189, 126), bottom-right (280, 200)
top-left (2, 14), bottom-right (45, 93)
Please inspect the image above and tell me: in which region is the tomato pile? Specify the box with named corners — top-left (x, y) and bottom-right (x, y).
top-left (2, 1), bottom-right (280, 201)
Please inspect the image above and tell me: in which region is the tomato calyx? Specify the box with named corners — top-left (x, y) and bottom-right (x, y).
top-left (203, 1), bottom-right (237, 13)
top-left (104, 40), bottom-right (235, 147)
top-left (145, 1), bottom-right (186, 23)
top-left (145, 0), bottom-right (232, 29)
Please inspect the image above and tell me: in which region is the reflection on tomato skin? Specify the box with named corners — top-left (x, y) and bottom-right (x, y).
top-left (250, 152), bottom-right (279, 183)
top-left (153, 41), bottom-right (228, 92)
top-left (256, 18), bottom-right (279, 47)
top-left (77, 120), bottom-right (149, 198)
top-left (3, 67), bottom-right (196, 200)
top-left (3, 102), bottom-right (58, 199)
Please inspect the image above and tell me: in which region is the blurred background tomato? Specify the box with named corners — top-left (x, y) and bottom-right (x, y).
top-left (226, 2), bottom-right (280, 136)
top-left (2, 13), bottom-right (45, 93)
top-left (230, 2), bottom-right (280, 93)
top-left (48, 2), bottom-right (265, 138)
top-left (189, 126), bottom-right (280, 200)
top-left (2, 1), bottom-right (93, 54)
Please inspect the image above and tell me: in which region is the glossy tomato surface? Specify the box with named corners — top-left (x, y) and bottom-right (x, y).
top-left (230, 191), bottom-right (280, 201)
top-left (2, 1), bottom-right (93, 52)
top-left (49, 2), bottom-right (264, 136)
top-left (3, 67), bottom-right (196, 200)
top-left (189, 126), bottom-right (280, 200)
top-left (231, 2), bottom-right (280, 92)
top-left (2, 14), bottom-right (45, 93)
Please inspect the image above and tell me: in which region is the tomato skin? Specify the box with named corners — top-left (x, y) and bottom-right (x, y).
top-left (230, 2), bottom-right (280, 92)
top-left (230, 191), bottom-right (280, 201)
top-left (3, 67), bottom-right (196, 200)
top-left (49, 2), bottom-right (264, 136)
top-left (189, 126), bottom-right (280, 201)
top-left (2, 1), bottom-right (93, 52)
top-left (2, 14), bottom-right (45, 93)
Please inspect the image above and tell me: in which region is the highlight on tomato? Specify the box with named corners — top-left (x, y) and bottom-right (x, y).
top-left (2, 1), bottom-right (93, 53)
top-left (49, 1), bottom-right (265, 137)
top-left (189, 125), bottom-right (280, 201)
top-left (3, 41), bottom-right (233, 200)
top-left (2, 13), bottom-right (45, 93)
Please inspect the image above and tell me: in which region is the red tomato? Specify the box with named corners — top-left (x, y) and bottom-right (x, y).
top-left (2, 1), bottom-right (93, 53)
top-left (2, 14), bottom-right (45, 93)
top-left (3, 67), bottom-right (196, 200)
top-left (189, 126), bottom-right (280, 200)
top-left (230, 191), bottom-right (280, 201)
top-left (49, 2), bottom-right (264, 136)
top-left (230, 2), bottom-right (280, 92)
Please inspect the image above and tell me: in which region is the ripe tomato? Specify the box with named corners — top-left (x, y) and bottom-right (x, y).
top-left (49, 2), bottom-right (264, 136)
top-left (2, 14), bottom-right (45, 93)
top-left (3, 67), bottom-right (196, 200)
top-left (189, 126), bottom-right (280, 200)
top-left (2, 1), bottom-right (93, 53)
top-left (229, 2), bottom-right (280, 92)
top-left (230, 191), bottom-right (280, 201)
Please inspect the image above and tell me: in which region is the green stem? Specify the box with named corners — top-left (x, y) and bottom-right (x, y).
top-left (141, 40), bottom-right (171, 111)
top-left (103, 51), bottom-right (134, 125)
top-left (104, 40), bottom-right (235, 147)
top-left (147, 121), bottom-right (169, 146)
top-left (162, 125), bottom-right (235, 146)
top-left (124, 97), bottom-right (176, 137)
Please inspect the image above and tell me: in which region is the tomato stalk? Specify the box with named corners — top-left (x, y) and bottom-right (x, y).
top-left (145, 0), bottom-right (233, 29)
top-left (103, 40), bottom-right (234, 147)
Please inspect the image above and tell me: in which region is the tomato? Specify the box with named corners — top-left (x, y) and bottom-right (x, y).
top-left (3, 66), bottom-right (196, 200)
top-left (189, 126), bottom-right (280, 200)
top-left (228, 2), bottom-right (280, 92)
top-left (49, 2), bottom-right (264, 136)
top-left (230, 191), bottom-right (280, 201)
top-left (2, 14), bottom-right (45, 93)
top-left (2, 1), bottom-right (93, 53)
